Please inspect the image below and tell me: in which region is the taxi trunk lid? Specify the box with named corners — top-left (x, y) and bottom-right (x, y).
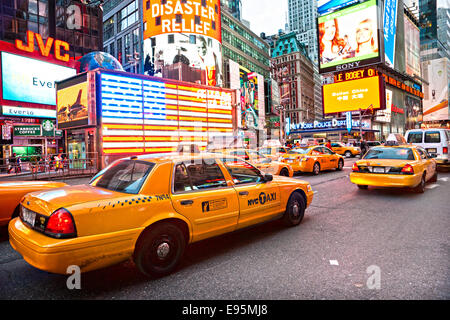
top-left (357, 159), bottom-right (414, 174)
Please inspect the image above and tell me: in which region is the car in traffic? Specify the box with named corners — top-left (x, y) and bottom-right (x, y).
top-left (215, 148), bottom-right (294, 177)
top-left (9, 153), bottom-right (313, 278)
top-left (280, 146), bottom-right (345, 175)
top-left (320, 142), bottom-right (360, 158)
top-left (350, 144), bottom-right (437, 192)
top-left (405, 129), bottom-right (449, 170)
top-left (0, 181), bottom-right (67, 227)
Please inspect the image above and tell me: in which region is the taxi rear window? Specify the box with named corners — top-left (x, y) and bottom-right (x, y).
top-left (364, 148), bottom-right (415, 160)
top-left (288, 148), bottom-right (309, 154)
top-left (93, 160), bottom-right (155, 194)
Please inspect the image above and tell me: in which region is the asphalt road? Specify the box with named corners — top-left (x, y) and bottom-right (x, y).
top-left (0, 157), bottom-right (449, 300)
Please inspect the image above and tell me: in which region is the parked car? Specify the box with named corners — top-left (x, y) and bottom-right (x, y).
top-left (405, 129), bottom-right (449, 169)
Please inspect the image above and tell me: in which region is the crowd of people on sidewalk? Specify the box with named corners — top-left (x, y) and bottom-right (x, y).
top-left (7, 153), bottom-right (67, 174)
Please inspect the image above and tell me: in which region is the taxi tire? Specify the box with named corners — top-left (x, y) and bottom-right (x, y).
top-left (282, 192), bottom-right (305, 227)
top-left (336, 159), bottom-right (344, 171)
top-left (414, 174), bottom-right (426, 194)
top-left (345, 151), bottom-right (352, 158)
top-left (280, 168), bottom-right (290, 177)
top-left (313, 162), bottom-right (320, 175)
top-left (134, 223), bottom-right (186, 278)
top-left (430, 171), bottom-right (438, 183)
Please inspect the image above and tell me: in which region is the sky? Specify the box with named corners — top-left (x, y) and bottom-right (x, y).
top-left (241, 0), bottom-right (288, 37)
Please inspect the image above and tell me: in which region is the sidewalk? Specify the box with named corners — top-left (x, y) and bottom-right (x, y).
top-left (0, 170), bottom-right (95, 182)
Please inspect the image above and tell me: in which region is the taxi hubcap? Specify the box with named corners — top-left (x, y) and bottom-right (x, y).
top-left (292, 202), bottom-right (299, 218)
top-left (156, 242), bottom-right (170, 258)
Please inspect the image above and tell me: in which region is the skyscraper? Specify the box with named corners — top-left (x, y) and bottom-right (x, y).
top-left (222, 0), bottom-right (243, 21)
top-left (287, 0), bottom-right (318, 64)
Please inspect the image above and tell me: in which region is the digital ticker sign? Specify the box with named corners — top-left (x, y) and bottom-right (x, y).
top-left (99, 72), bottom-right (233, 155)
top-left (322, 70), bottom-right (384, 115)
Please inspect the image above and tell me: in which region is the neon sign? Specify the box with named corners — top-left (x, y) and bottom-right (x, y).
top-left (15, 31), bottom-right (70, 62)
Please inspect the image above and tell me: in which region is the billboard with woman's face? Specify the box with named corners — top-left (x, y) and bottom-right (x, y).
top-left (318, 0), bottom-right (381, 74)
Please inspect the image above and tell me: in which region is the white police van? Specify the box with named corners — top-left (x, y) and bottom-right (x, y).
top-left (405, 129), bottom-right (450, 169)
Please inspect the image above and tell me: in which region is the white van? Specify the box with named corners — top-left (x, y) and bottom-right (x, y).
top-left (405, 129), bottom-right (449, 168)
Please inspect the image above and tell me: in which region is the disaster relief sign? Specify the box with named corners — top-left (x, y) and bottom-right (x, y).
top-left (143, 0), bottom-right (222, 42)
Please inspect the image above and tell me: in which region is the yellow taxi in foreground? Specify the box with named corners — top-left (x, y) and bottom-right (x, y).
top-left (0, 181), bottom-right (67, 227)
top-left (9, 153), bottom-right (313, 278)
top-left (350, 145), bottom-right (437, 192)
top-left (321, 142), bottom-right (360, 158)
top-left (218, 148), bottom-right (294, 177)
top-left (281, 146), bottom-right (345, 175)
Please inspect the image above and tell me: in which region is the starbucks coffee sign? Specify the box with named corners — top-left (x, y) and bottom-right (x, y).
top-left (13, 125), bottom-right (42, 136)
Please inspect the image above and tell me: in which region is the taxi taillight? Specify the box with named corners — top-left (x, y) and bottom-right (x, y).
top-left (352, 163), bottom-right (359, 172)
top-left (401, 164), bottom-right (414, 175)
top-left (45, 208), bottom-right (77, 239)
top-left (443, 147), bottom-right (448, 154)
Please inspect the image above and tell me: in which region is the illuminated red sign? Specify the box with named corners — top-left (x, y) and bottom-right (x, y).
top-left (15, 31), bottom-right (70, 62)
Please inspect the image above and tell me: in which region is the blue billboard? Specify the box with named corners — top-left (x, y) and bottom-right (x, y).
top-left (318, 0), bottom-right (360, 16)
top-left (383, 0), bottom-right (398, 68)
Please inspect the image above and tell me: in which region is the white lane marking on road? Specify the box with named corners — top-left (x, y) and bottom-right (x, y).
top-left (438, 177), bottom-right (448, 182)
top-left (329, 260), bottom-right (339, 266)
top-left (343, 167), bottom-right (353, 169)
top-left (426, 184), bottom-right (440, 189)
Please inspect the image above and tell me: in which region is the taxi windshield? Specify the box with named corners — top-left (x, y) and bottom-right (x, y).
top-left (92, 160), bottom-right (155, 194)
top-left (364, 148), bottom-right (415, 160)
top-left (288, 148), bottom-right (309, 154)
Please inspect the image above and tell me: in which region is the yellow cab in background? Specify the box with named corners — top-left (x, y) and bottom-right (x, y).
top-left (257, 146), bottom-right (289, 161)
top-left (217, 148), bottom-right (294, 177)
top-left (281, 146), bottom-right (345, 175)
top-left (321, 142), bottom-right (360, 158)
top-left (350, 134), bottom-right (438, 192)
top-left (9, 152), bottom-right (313, 278)
top-left (0, 181), bottom-right (67, 227)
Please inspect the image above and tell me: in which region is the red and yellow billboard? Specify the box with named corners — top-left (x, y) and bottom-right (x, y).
top-left (322, 75), bottom-right (384, 114)
top-left (143, 0), bottom-right (222, 42)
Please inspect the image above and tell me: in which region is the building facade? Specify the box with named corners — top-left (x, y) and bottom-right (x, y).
top-left (287, 0), bottom-right (318, 64)
top-left (103, 0), bottom-right (141, 73)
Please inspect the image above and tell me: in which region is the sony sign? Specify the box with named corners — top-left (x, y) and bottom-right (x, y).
top-left (335, 61), bottom-right (361, 71)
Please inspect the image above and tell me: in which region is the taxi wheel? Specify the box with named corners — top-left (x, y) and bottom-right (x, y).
top-left (345, 151), bottom-right (352, 158)
top-left (414, 174), bottom-right (426, 194)
top-left (312, 162), bottom-right (320, 175)
top-left (280, 168), bottom-right (290, 177)
top-left (336, 159), bottom-right (344, 171)
top-left (430, 171), bottom-right (438, 183)
top-left (134, 223), bottom-right (186, 278)
top-left (282, 192), bottom-right (305, 227)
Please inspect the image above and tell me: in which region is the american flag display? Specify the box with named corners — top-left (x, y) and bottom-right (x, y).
top-left (100, 72), bottom-right (234, 155)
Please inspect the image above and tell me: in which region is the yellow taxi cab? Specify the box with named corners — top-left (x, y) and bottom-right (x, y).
top-left (9, 153), bottom-right (313, 278)
top-left (0, 181), bottom-right (67, 227)
top-left (257, 146), bottom-right (289, 161)
top-left (321, 142), bottom-right (360, 158)
top-left (218, 148), bottom-right (294, 177)
top-left (281, 146), bottom-right (345, 175)
top-left (350, 144), bottom-right (438, 192)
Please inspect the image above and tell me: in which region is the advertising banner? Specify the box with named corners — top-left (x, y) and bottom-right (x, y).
top-left (322, 75), bottom-right (383, 114)
top-left (143, 0), bottom-right (222, 86)
top-left (56, 73), bottom-right (91, 129)
top-left (1, 106), bottom-right (56, 119)
top-left (375, 88), bottom-right (392, 123)
top-left (1, 52), bottom-right (76, 106)
top-left (318, 0), bottom-right (360, 16)
top-left (318, 0), bottom-right (381, 74)
top-left (383, 0), bottom-right (398, 68)
top-left (422, 58), bottom-right (449, 121)
top-left (404, 14), bottom-right (421, 77)
top-left (239, 67), bottom-right (261, 130)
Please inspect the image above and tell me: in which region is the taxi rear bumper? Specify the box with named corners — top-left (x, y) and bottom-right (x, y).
top-left (8, 218), bottom-right (140, 274)
top-left (350, 172), bottom-right (422, 188)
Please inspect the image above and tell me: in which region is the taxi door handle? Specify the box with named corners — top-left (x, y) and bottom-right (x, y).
top-left (239, 191), bottom-right (249, 196)
top-left (180, 200), bottom-right (194, 206)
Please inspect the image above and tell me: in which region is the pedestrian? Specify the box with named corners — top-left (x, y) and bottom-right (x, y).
top-left (360, 139), bottom-right (368, 157)
top-left (8, 153), bottom-right (17, 174)
top-left (15, 155), bottom-right (21, 173)
top-left (326, 140), bottom-right (332, 150)
top-left (55, 153), bottom-right (63, 172)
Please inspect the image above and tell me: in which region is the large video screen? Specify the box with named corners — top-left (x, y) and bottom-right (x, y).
top-left (322, 75), bottom-right (383, 114)
top-left (318, 0), bottom-right (360, 16)
top-left (318, 0), bottom-right (380, 74)
top-left (1, 52), bottom-right (76, 105)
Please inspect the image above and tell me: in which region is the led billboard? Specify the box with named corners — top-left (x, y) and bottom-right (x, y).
top-left (383, 0), bottom-right (398, 68)
top-left (422, 58), bottom-right (449, 121)
top-left (1, 52), bottom-right (76, 105)
top-left (404, 14), bottom-right (421, 78)
top-left (318, 0), bottom-right (381, 74)
top-left (99, 72), bottom-right (234, 155)
top-left (322, 75), bottom-right (384, 114)
top-left (143, 0), bottom-right (223, 86)
top-left (317, 0), bottom-right (360, 16)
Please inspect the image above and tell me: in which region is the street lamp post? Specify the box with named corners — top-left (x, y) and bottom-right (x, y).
top-left (275, 105), bottom-right (286, 145)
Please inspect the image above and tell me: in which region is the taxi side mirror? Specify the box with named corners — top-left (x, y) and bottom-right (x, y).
top-left (263, 173), bottom-right (273, 183)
